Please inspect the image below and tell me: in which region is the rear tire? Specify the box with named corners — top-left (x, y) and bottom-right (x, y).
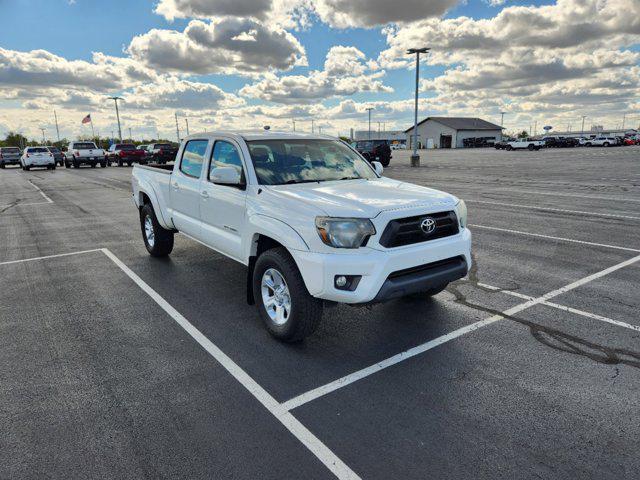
top-left (527, 144), bottom-right (535, 151)
top-left (100, 161), bottom-right (107, 168)
top-left (506, 145), bottom-right (513, 151)
top-left (140, 203), bottom-right (174, 257)
top-left (253, 247), bottom-right (323, 342)
top-left (73, 161), bottom-right (79, 168)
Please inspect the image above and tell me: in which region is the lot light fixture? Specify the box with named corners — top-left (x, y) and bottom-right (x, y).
top-left (407, 47), bottom-right (430, 167)
top-left (108, 96), bottom-right (123, 141)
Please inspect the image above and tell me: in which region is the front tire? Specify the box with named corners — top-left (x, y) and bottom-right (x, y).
top-left (253, 247), bottom-right (323, 342)
top-left (140, 203), bottom-right (174, 257)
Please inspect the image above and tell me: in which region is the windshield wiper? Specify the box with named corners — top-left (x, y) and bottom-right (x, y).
top-left (284, 179), bottom-right (321, 184)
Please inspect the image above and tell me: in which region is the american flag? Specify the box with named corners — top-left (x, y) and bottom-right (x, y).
top-left (81, 114), bottom-right (91, 124)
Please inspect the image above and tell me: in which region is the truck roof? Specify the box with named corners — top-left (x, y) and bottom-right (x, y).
top-left (182, 130), bottom-right (336, 142)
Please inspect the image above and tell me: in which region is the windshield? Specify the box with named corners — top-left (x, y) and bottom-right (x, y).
top-left (2, 147), bottom-right (20, 153)
top-left (48, 147), bottom-right (60, 153)
top-left (28, 147), bottom-right (49, 153)
top-left (74, 143), bottom-right (97, 149)
top-left (117, 144), bottom-right (135, 150)
top-left (247, 139), bottom-right (377, 185)
top-left (155, 144), bottom-right (172, 149)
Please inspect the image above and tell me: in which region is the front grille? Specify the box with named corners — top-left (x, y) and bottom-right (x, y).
top-left (379, 211), bottom-right (459, 248)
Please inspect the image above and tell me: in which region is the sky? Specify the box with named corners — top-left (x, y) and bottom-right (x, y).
top-left (0, 0), bottom-right (638, 141)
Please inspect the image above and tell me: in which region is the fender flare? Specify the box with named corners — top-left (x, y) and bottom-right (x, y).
top-left (136, 181), bottom-right (173, 230)
top-left (245, 214), bottom-right (309, 261)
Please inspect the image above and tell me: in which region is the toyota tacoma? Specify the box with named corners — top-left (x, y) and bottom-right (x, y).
top-left (132, 132), bottom-right (471, 341)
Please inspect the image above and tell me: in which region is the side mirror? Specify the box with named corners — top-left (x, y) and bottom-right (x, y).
top-left (372, 161), bottom-right (383, 176)
top-left (211, 166), bottom-right (242, 186)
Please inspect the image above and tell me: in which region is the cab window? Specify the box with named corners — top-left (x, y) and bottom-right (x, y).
top-left (209, 141), bottom-right (244, 180)
top-left (180, 140), bottom-right (208, 178)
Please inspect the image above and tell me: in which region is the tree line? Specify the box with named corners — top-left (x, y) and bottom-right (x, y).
top-left (0, 132), bottom-right (176, 149)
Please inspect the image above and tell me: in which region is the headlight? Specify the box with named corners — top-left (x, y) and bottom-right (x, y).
top-left (457, 199), bottom-right (468, 229)
top-left (315, 217), bottom-right (376, 249)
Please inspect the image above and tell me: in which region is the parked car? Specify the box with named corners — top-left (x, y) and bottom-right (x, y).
top-left (132, 132), bottom-right (470, 341)
top-left (584, 137), bottom-right (617, 147)
top-left (64, 141), bottom-right (107, 168)
top-left (0, 146), bottom-right (22, 168)
top-left (147, 143), bottom-right (179, 164)
top-left (390, 143), bottom-right (405, 150)
top-left (353, 139), bottom-right (392, 167)
top-left (505, 138), bottom-right (545, 151)
top-left (45, 146), bottom-right (65, 166)
top-left (542, 136), bottom-right (578, 148)
top-left (623, 138), bottom-right (637, 146)
top-left (107, 143), bottom-right (147, 166)
top-left (137, 144), bottom-right (151, 161)
top-left (20, 146), bottom-right (56, 171)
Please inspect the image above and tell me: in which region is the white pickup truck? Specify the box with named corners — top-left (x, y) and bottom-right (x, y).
top-left (64, 141), bottom-right (107, 168)
top-left (132, 132), bottom-right (471, 341)
top-left (505, 138), bottom-right (545, 151)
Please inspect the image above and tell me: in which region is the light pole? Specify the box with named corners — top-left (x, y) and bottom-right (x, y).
top-left (174, 113), bottom-right (180, 142)
top-left (108, 96), bottom-right (123, 141)
top-left (407, 47), bottom-right (429, 167)
top-left (581, 115), bottom-right (587, 135)
top-left (128, 127), bottom-right (132, 141)
top-left (500, 111), bottom-right (507, 127)
top-left (39, 127), bottom-right (46, 143)
top-left (366, 107), bottom-right (374, 140)
top-left (53, 110), bottom-right (60, 143)
top-left (292, 119), bottom-right (296, 132)
top-left (185, 118), bottom-right (190, 136)
top-left (311, 119), bottom-right (315, 133)
top-left (622, 113), bottom-right (626, 130)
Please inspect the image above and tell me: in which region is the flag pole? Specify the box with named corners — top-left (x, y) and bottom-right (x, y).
top-left (90, 116), bottom-right (95, 138)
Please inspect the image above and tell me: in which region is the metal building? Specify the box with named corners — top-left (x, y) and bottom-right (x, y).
top-left (404, 117), bottom-right (504, 149)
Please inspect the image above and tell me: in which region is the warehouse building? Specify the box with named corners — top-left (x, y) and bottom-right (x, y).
top-left (404, 117), bottom-right (504, 149)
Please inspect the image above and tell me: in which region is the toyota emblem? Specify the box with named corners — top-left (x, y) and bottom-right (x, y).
top-left (420, 217), bottom-right (436, 235)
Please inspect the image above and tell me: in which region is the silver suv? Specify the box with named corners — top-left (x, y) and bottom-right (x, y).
top-left (0, 147), bottom-right (21, 168)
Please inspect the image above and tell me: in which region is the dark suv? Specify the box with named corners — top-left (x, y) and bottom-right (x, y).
top-left (353, 140), bottom-right (391, 167)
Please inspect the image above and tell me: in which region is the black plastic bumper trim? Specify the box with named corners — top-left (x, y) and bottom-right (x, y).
top-left (372, 256), bottom-right (468, 302)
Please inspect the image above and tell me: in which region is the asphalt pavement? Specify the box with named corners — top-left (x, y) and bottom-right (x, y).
top-left (1, 145), bottom-right (638, 479)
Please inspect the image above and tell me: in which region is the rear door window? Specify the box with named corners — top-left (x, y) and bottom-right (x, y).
top-left (180, 140), bottom-right (208, 178)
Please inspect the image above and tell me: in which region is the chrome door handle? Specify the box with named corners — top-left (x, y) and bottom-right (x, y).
top-left (200, 191), bottom-right (209, 198)
top-left (172, 182), bottom-right (179, 189)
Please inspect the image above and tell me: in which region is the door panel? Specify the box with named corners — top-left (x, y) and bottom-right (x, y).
top-left (170, 139), bottom-right (209, 238)
top-left (199, 140), bottom-right (247, 261)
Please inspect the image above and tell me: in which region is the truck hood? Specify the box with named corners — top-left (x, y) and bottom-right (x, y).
top-left (265, 178), bottom-right (458, 218)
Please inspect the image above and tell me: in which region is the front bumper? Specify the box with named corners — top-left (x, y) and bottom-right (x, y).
top-left (291, 228), bottom-right (472, 303)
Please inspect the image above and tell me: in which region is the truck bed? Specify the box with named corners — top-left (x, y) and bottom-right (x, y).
top-left (136, 163), bottom-right (174, 172)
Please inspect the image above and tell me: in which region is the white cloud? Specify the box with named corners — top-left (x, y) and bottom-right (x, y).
top-left (127, 18), bottom-right (306, 75)
top-left (240, 46), bottom-right (392, 103)
top-left (0, 48), bottom-right (156, 91)
top-left (312, 0), bottom-right (459, 28)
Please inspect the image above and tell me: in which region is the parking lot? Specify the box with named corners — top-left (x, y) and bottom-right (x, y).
top-left (1, 145), bottom-right (639, 479)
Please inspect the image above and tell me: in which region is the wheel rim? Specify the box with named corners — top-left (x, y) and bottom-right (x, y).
top-left (144, 215), bottom-right (155, 247)
top-left (261, 268), bottom-right (291, 326)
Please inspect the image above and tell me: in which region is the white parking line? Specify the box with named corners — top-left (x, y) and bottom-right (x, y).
top-left (28, 179), bottom-right (53, 203)
top-left (281, 254), bottom-right (640, 411)
top-left (469, 200), bottom-right (640, 221)
top-left (469, 224), bottom-right (640, 253)
top-left (101, 249), bottom-right (360, 480)
top-left (475, 282), bottom-right (640, 333)
top-left (0, 248), bottom-right (102, 266)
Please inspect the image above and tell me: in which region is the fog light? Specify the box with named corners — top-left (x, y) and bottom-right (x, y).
top-left (334, 275), bottom-right (362, 291)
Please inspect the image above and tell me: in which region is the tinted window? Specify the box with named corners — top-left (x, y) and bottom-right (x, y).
top-left (117, 144), bottom-right (135, 150)
top-left (209, 141), bottom-right (243, 179)
top-left (48, 147), bottom-right (60, 153)
top-left (73, 143), bottom-right (97, 149)
top-left (2, 148), bottom-right (20, 153)
top-left (180, 140), bottom-right (208, 178)
top-left (155, 143), bottom-right (172, 149)
top-left (27, 147), bottom-right (48, 153)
